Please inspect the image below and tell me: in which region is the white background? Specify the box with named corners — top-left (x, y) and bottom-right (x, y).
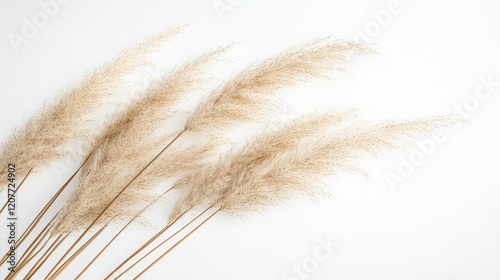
top-left (1, 0), bottom-right (500, 279)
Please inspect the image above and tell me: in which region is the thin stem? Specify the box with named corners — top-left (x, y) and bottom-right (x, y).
top-left (24, 234), bottom-right (67, 280)
top-left (0, 168), bottom-right (33, 214)
top-left (46, 129), bottom-right (185, 280)
top-left (14, 213), bottom-right (58, 269)
top-left (105, 209), bottom-right (187, 280)
top-left (12, 221), bottom-right (52, 275)
top-left (1, 164), bottom-right (83, 266)
top-left (134, 208), bottom-right (221, 279)
top-left (74, 223), bottom-right (128, 280)
top-left (13, 236), bottom-right (59, 280)
top-left (116, 207), bottom-right (211, 279)
top-left (76, 187), bottom-right (174, 279)
top-left (45, 224), bottom-right (107, 279)
top-left (5, 231), bottom-right (51, 280)
top-left (11, 229), bottom-right (51, 277)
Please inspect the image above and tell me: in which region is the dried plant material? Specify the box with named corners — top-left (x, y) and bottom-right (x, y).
top-left (50, 47), bottom-right (228, 235)
top-left (170, 115), bottom-right (454, 220)
top-left (51, 38), bottom-right (368, 234)
top-left (128, 115), bottom-right (456, 279)
top-left (184, 39), bottom-right (370, 137)
top-left (22, 38), bottom-right (370, 278)
top-left (165, 40), bottom-right (369, 220)
top-left (100, 143), bottom-right (216, 226)
top-left (168, 112), bottom-right (353, 221)
top-left (0, 26), bottom-right (184, 190)
top-left (99, 38), bottom-right (371, 275)
top-left (219, 117), bottom-right (456, 215)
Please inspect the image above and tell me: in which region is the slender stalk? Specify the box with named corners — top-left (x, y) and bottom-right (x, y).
top-left (5, 235), bottom-right (62, 280)
top-left (19, 236), bottom-right (62, 280)
top-left (134, 208), bottom-right (221, 279)
top-left (116, 207), bottom-right (211, 279)
top-left (76, 188), bottom-right (174, 279)
top-left (45, 224), bottom-right (107, 279)
top-left (11, 220), bottom-right (52, 275)
top-left (46, 130), bottom-right (185, 280)
top-left (5, 165), bottom-right (82, 261)
top-left (23, 234), bottom-right (66, 280)
top-left (0, 167), bottom-right (79, 266)
top-left (10, 229), bottom-right (51, 278)
top-left (105, 210), bottom-right (188, 280)
top-left (5, 230), bottom-right (52, 280)
top-left (14, 213), bottom-right (58, 269)
top-left (0, 168), bottom-right (33, 214)
top-left (74, 223), bottom-right (129, 280)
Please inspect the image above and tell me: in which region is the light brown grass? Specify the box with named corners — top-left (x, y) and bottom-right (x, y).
top-left (0, 26), bottom-right (183, 190)
top-left (170, 115), bottom-right (455, 220)
top-left (50, 38), bottom-right (369, 233)
top-left (50, 47), bottom-right (228, 235)
top-left (184, 39), bottom-right (370, 137)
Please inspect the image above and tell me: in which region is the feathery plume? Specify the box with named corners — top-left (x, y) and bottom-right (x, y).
top-left (218, 117), bottom-right (454, 215)
top-left (184, 39), bottom-right (370, 137)
top-left (51, 38), bottom-right (369, 234)
top-left (105, 40), bottom-right (371, 277)
top-left (49, 47), bottom-right (228, 235)
top-left (170, 115), bottom-right (454, 220)
top-left (130, 115), bottom-right (456, 278)
top-left (0, 26), bottom-right (184, 190)
top-left (168, 112), bottom-right (351, 221)
top-left (122, 39), bottom-right (369, 228)
top-left (106, 112), bottom-right (353, 278)
top-left (37, 46), bottom-right (233, 280)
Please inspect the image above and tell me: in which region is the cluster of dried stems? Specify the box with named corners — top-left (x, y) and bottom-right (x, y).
top-left (0, 26), bottom-right (453, 279)
top-left (0, 26), bottom-right (184, 188)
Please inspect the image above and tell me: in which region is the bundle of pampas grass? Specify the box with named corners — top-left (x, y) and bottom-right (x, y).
top-left (0, 27), bottom-right (457, 280)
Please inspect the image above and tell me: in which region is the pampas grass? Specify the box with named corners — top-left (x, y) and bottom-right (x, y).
top-left (216, 117), bottom-right (454, 215)
top-left (109, 36), bottom-right (368, 233)
top-left (72, 143), bottom-right (217, 279)
top-left (184, 39), bottom-right (370, 137)
top-left (0, 26), bottom-right (184, 278)
top-left (168, 112), bottom-right (355, 222)
top-left (0, 26), bottom-right (183, 190)
top-left (38, 47), bottom-right (229, 280)
top-left (51, 38), bottom-right (368, 236)
top-left (127, 115), bottom-right (454, 278)
top-left (170, 115), bottom-right (452, 220)
top-left (103, 40), bottom-right (369, 278)
top-left (50, 47), bottom-right (228, 235)
top-left (1, 30), bottom-right (456, 279)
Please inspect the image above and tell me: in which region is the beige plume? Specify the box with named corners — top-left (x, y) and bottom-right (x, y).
top-left (118, 115), bottom-right (458, 279)
top-left (51, 38), bottom-right (369, 233)
top-left (167, 40), bottom-right (369, 220)
top-left (50, 47), bottom-right (228, 235)
top-left (219, 116), bottom-right (456, 215)
top-left (170, 115), bottom-right (455, 221)
top-left (168, 112), bottom-right (353, 221)
top-left (23, 39), bottom-right (369, 279)
top-left (0, 26), bottom-right (184, 189)
top-left (184, 39), bottom-right (370, 137)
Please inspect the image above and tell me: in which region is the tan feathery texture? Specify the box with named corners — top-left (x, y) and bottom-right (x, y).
top-left (102, 113), bottom-right (347, 279)
top-left (168, 112), bottom-right (353, 221)
top-left (145, 38), bottom-right (371, 226)
top-left (219, 116), bottom-right (456, 215)
top-left (161, 40), bottom-right (369, 222)
top-left (0, 26), bottom-right (183, 190)
top-left (169, 115), bottom-right (455, 220)
top-left (184, 39), bottom-right (370, 138)
top-left (51, 39), bottom-right (368, 233)
top-left (50, 47), bottom-right (228, 235)
top-left (104, 143), bottom-right (216, 226)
